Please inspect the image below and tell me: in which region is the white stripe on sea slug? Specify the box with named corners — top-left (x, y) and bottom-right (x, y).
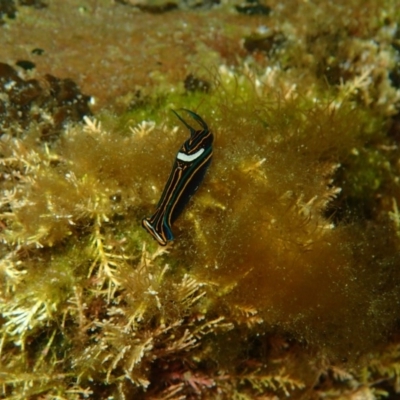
top-left (177, 148), bottom-right (205, 162)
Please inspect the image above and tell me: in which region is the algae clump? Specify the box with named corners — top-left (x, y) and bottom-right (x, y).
top-left (1, 67), bottom-right (400, 398)
top-left (1, 0), bottom-right (400, 398)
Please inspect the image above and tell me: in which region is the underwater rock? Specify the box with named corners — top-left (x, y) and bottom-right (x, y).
top-left (31, 47), bottom-right (44, 55)
top-left (184, 73), bottom-right (210, 93)
top-left (0, 0), bottom-right (17, 24)
top-left (243, 31), bottom-right (285, 55)
top-left (19, 0), bottom-right (47, 9)
top-left (0, 62), bottom-right (92, 138)
top-left (0, 0), bottom-right (47, 25)
top-left (235, 0), bottom-right (271, 16)
top-left (15, 59), bottom-right (36, 70)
